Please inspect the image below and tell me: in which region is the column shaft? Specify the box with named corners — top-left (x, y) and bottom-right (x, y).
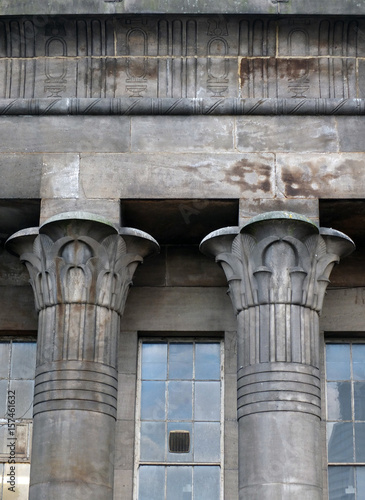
top-left (6, 212), bottom-right (158, 500)
top-left (200, 211), bottom-right (355, 500)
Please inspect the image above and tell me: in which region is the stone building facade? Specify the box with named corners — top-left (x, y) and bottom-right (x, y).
top-left (0, 1), bottom-right (365, 499)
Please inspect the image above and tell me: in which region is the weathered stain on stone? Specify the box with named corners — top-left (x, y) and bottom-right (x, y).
top-left (224, 159), bottom-right (272, 194)
top-left (279, 155), bottom-right (365, 198)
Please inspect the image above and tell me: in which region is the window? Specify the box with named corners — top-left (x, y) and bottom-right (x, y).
top-left (135, 340), bottom-right (224, 500)
top-left (0, 340), bottom-right (36, 500)
top-left (326, 342), bottom-right (365, 499)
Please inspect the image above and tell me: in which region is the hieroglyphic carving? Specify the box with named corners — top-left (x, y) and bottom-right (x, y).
top-left (207, 18), bottom-right (229, 97)
top-left (287, 28), bottom-right (310, 98)
top-left (0, 16), bottom-right (364, 100)
top-left (126, 27), bottom-right (148, 97)
top-left (44, 21), bottom-right (67, 98)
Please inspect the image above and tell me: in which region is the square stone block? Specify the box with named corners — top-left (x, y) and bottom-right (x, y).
top-left (236, 116), bottom-right (338, 153)
top-left (276, 153), bottom-right (365, 198)
top-left (40, 199), bottom-right (121, 225)
top-left (41, 154), bottom-right (80, 198)
top-left (131, 116), bottom-right (235, 153)
top-left (0, 154), bottom-right (42, 198)
top-left (0, 116), bottom-right (131, 153)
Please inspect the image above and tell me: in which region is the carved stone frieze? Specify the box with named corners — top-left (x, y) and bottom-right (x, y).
top-left (0, 16), bottom-right (365, 100)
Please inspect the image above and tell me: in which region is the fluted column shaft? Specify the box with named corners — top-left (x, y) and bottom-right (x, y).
top-left (200, 212), bottom-right (355, 500)
top-left (6, 212), bottom-right (158, 500)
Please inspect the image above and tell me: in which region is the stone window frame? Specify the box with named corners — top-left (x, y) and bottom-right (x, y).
top-left (133, 335), bottom-right (225, 500)
top-left (323, 335), bottom-right (365, 500)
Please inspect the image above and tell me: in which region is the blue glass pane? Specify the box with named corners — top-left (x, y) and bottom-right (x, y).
top-left (140, 422), bottom-right (165, 461)
top-left (355, 423), bottom-right (365, 462)
top-left (354, 382), bottom-right (365, 420)
top-left (10, 342), bottom-right (36, 379)
top-left (356, 467), bottom-right (365, 498)
top-left (166, 466), bottom-right (192, 500)
top-left (9, 380), bottom-right (34, 418)
top-left (327, 422), bottom-right (354, 463)
top-left (139, 466), bottom-right (165, 500)
top-left (0, 343), bottom-right (9, 378)
top-left (169, 344), bottom-right (193, 380)
top-left (195, 344), bottom-right (220, 380)
top-left (194, 466), bottom-right (220, 500)
top-left (326, 345), bottom-right (351, 381)
top-left (352, 345), bottom-right (365, 381)
top-left (0, 425), bottom-right (7, 454)
top-left (141, 381), bottom-right (166, 420)
top-left (327, 382), bottom-right (352, 421)
top-left (195, 382), bottom-right (220, 421)
top-left (194, 422), bottom-right (220, 462)
top-left (328, 466), bottom-right (355, 500)
top-left (142, 343), bottom-right (167, 380)
top-left (168, 381), bottom-right (192, 420)
top-left (0, 380), bottom-right (7, 418)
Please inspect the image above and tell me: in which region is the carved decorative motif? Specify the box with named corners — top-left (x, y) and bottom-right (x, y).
top-left (6, 212), bottom-right (159, 417)
top-left (22, 230), bottom-right (141, 315)
top-left (201, 213), bottom-right (354, 315)
top-left (200, 212), bottom-right (355, 418)
top-left (0, 16), bottom-right (364, 100)
top-left (8, 215), bottom-right (158, 314)
top-left (126, 27), bottom-right (148, 97)
top-left (1, 96), bottom-right (364, 115)
top-left (44, 21), bottom-right (67, 98)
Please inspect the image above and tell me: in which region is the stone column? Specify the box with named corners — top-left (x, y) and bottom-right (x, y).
top-left (6, 212), bottom-right (158, 500)
top-left (200, 211), bottom-right (355, 500)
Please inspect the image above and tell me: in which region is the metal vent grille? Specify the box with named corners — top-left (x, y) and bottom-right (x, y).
top-left (169, 430), bottom-right (190, 453)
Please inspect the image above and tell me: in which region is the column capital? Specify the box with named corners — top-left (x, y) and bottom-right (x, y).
top-left (6, 211), bottom-right (159, 315)
top-left (200, 211), bottom-right (354, 315)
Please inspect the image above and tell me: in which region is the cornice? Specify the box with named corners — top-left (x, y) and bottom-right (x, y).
top-left (1, 97), bottom-right (364, 116)
top-left (0, 1), bottom-right (364, 17)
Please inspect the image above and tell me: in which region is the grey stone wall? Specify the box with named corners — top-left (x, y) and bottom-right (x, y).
top-left (1, 8), bottom-right (365, 500)
top-left (1, 115), bottom-right (365, 213)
